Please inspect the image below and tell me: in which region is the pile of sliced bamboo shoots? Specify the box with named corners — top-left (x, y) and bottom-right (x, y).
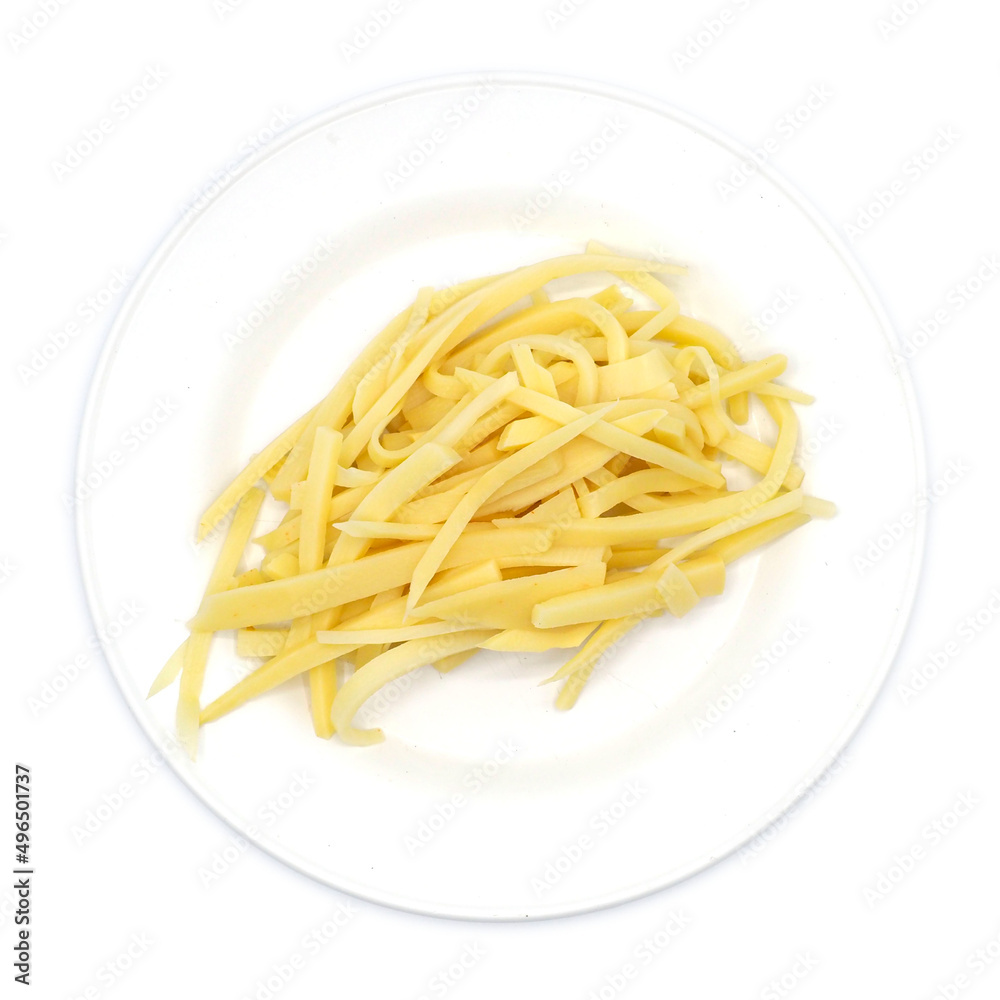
top-left (151, 245), bottom-right (834, 756)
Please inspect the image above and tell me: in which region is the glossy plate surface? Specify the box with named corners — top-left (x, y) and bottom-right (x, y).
top-left (77, 76), bottom-right (924, 919)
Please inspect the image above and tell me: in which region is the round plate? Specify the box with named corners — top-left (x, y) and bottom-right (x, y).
top-left (77, 75), bottom-right (924, 919)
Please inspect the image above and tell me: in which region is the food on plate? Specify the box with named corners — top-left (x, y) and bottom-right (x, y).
top-left (151, 245), bottom-right (834, 756)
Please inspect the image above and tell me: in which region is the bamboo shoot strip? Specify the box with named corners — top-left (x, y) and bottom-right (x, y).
top-left (159, 248), bottom-right (833, 748)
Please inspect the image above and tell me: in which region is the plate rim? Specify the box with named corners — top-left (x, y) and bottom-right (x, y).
top-left (74, 70), bottom-right (927, 921)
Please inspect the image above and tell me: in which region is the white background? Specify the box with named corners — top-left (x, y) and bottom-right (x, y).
top-left (4, 0), bottom-right (999, 997)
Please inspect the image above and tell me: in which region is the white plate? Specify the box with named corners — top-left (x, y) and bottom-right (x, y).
top-left (77, 75), bottom-right (924, 920)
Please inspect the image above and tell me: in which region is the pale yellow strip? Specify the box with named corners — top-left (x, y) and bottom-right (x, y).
top-left (331, 631), bottom-right (497, 745)
top-left (200, 563), bottom-right (501, 722)
top-left (177, 487), bottom-right (265, 757)
top-left (189, 529), bottom-right (552, 631)
top-left (406, 407), bottom-right (611, 615)
top-left (677, 356), bottom-right (786, 409)
top-left (458, 371), bottom-right (724, 488)
top-left (198, 409), bottom-right (314, 539)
